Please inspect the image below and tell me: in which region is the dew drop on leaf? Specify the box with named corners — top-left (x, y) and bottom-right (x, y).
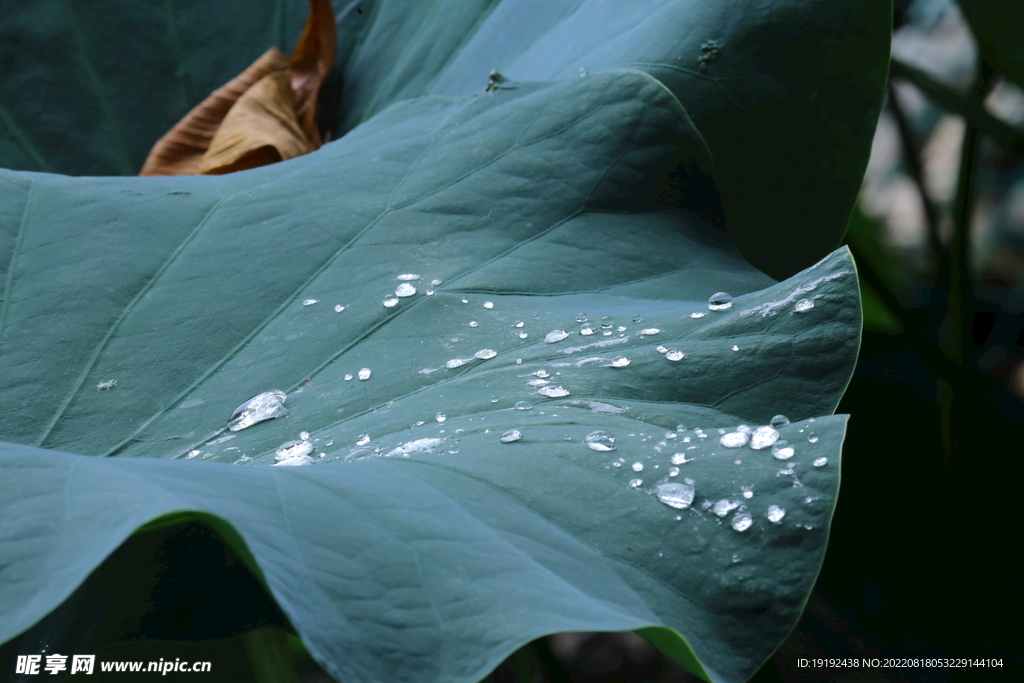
top-left (813, 457), bottom-right (828, 467)
top-left (334, 304), bottom-right (345, 313)
top-left (483, 301), bottom-right (494, 309)
top-left (500, 429), bottom-right (523, 443)
top-left (514, 401), bottom-right (533, 410)
top-left (228, 390), bottom-right (289, 432)
top-left (767, 505), bottom-right (786, 523)
top-left (713, 499), bottom-right (739, 517)
top-left (445, 358), bottom-right (466, 369)
top-left (537, 385), bottom-right (570, 398)
top-left (807, 432), bottom-right (820, 443)
top-left (544, 329), bottom-right (569, 343)
top-left (794, 299), bottom-right (815, 312)
top-left (670, 453), bottom-right (689, 465)
top-left (628, 478), bottom-right (643, 488)
top-left (749, 425), bottom-right (780, 450)
top-left (396, 274), bottom-right (421, 281)
top-left (720, 432), bottom-right (749, 448)
top-left (609, 356), bottom-right (630, 367)
top-left (600, 315), bottom-right (613, 328)
top-left (689, 311), bottom-right (707, 319)
top-left (395, 283), bottom-right (417, 297)
top-left (639, 328), bottom-right (660, 336)
top-left (358, 368), bottom-right (372, 380)
top-left (302, 299), bottom-right (318, 306)
top-left (383, 296), bottom-right (399, 307)
top-left (665, 349), bottom-right (685, 361)
top-left (579, 324), bottom-right (596, 336)
top-left (435, 412), bottom-right (446, 423)
top-left (355, 434), bottom-right (371, 446)
top-left (631, 461), bottom-right (644, 472)
top-left (708, 292), bottom-right (733, 311)
top-left (632, 314), bottom-right (642, 323)
top-left (533, 370), bottom-right (552, 378)
top-left (770, 414), bottom-right (790, 428)
top-left (584, 430), bottom-right (616, 451)
top-left (771, 440), bottom-right (795, 460)
top-left (275, 439), bottom-right (313, 461)
top-left (656, 482), bottom-right (695, 509)
top-left (527, 379), bottom-right (550, 387)
top-left (96, 379), bottom-right (117, 391)
top-left (474, 349), bottom-right (497, 360)
top-left (731, 512), bottom-right (753, 532)
top-left (576, 312), bottom-right (589, 323)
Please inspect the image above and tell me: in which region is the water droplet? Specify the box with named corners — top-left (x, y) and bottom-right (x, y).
top-left (713, 499), bottom-right (739, 517)
top-left (731, 345), bottom-right (740, 351)
top-left (358, 368), bottom-right (372, 380)
top-left (395, 283), bottom-right (417, 297)
top-left (771, 440), bottom-right (795, 460)
top-left (500, 429), bottom-right (523, 443)
top-left (302, 299), bottom-right (319, 306)
top-left (749, 425), bottom-right (780, 450)
top-left (770, 414), bottom-right (790, 428)
top-left (813, 456), bottom-right (828, 467)
top-left (807, 432), bottom-right (819, 443)
top-left (445, 358), bottom-right (466, 369)
top-left (609, 356), bottom-right (630, 367)
top-left (665, 349), bottom-right (685, 361)
top-left (299, 431), bottom-right (310, 441)
top-left (537, 385), bottom-right (570, 398)
top-left (490, 396), bottom-right (499, 403)
top-left (187, 450), bottom-right (201, 459)
top-left (383, 296), bottom-right (399, 307)
top-left (736, 424), bottom-right (752, 434)
top-left (425, 289), bottom-right (435, 296)
top-left (272, 454), bottom-right (314, 466)
top-left (720, 431), bottom-right (749, 448)
top-left (516, 358), bottom-right (523, 364)
top-left (617, 326), bottom-right (627, 332)
top-left (579, 324), bottom-right (596, 336)
top-left (344, 374), bottom-right (353, 381)
top-left (544, 330), bottom-right (570, 343)
top-left (579, 430), bottom-right (616, 452)
top-left (513, 321), bottom-right (524, 328)
top-left (600, 315), bottom-right (613, 328)
top-left (533, 370), bottom-right (552, 378)
top-left (628, 478), bottom-right (643, 488)
top-left (665, 432), bottom-right (677, 439)
top-left (475, 349), bottom-right (497, 359)
top-left (513, 401), bottom-right (533, 410)
top-left (461, 298), bottom-right (469, 304)
top-left (631, 461), bottom-right (644, 472)
top-left (693, 428), bottom-right (706, 438)
top-left (576, 312), bottom-right (589, 323)
top-left (397, 273), bottom-right (421, 281)
top-left (483, 301), bottom-right (494, 309)
top-left (632, 314), bottom-right (643, 324)
top-left (731, 512), bottom-right (752, 532)
top-left (518, 332), bottom-right (528, 339)
top-left (689, 311), bottom-right (707, 319)
top-left (767, 505), bottom-right (786, 523)
top-left (433, 412), bottom-right (447, 423)
top-left (334, 304), bottom-right (346, 313)
top-left (656, 482), bottom-right (695, 509)
top-left (794, 299), bottom-right (814, 312)
top-left (355, 434), bottom-right (371, 446)
top-left (708, 292), bottom-right (733, 311)
top-left (668, 467), bottom-right (680, 476)
top-left (639, 328), bottom-right (660, 336)
top-left (430, 279), bottom-right (443, 286)
top-left (228, 390), bottom-right (289, 431)
top-left (96, 379), bottom-right (117, 391)
top-left (275, 439), bottom-right (314, 461)
top-left (741, 486), bottom-right (754, 499)
top-left (527, 379), bottom-right (550, 387)
top-left (468, 321), bottom-right (480, 328)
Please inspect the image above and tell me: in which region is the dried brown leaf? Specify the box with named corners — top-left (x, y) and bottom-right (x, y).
top-left (140, 0), bottom-right (336, 176)
top-left (198, 70), bottom-right (315, 175)
top-left (139, 48), bottom-right (288, 176)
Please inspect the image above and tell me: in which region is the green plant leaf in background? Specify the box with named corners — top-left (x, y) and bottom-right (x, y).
top-left (0, 0), bottom-right (890, 280)
top-left (0, 2), bottom-right (885, 683)
top-left (958, 0), bottom-right (1024, 89)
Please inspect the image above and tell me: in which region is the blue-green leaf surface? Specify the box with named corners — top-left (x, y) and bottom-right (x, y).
top-left (1, 70), bottom-right (859, 683)
top-left (0, 0), bottom-right (890, 277)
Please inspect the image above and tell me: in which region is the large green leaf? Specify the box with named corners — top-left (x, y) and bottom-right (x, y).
top-left (0, 0), bottom-right (890, 278)
top-left (958, 0), bottom-right (1024, 89)
top-left (0, 69), bottom-right (860, 683)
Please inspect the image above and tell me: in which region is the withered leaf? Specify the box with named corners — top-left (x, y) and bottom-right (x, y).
top-left (140, 0), bottom-right (336, 176)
